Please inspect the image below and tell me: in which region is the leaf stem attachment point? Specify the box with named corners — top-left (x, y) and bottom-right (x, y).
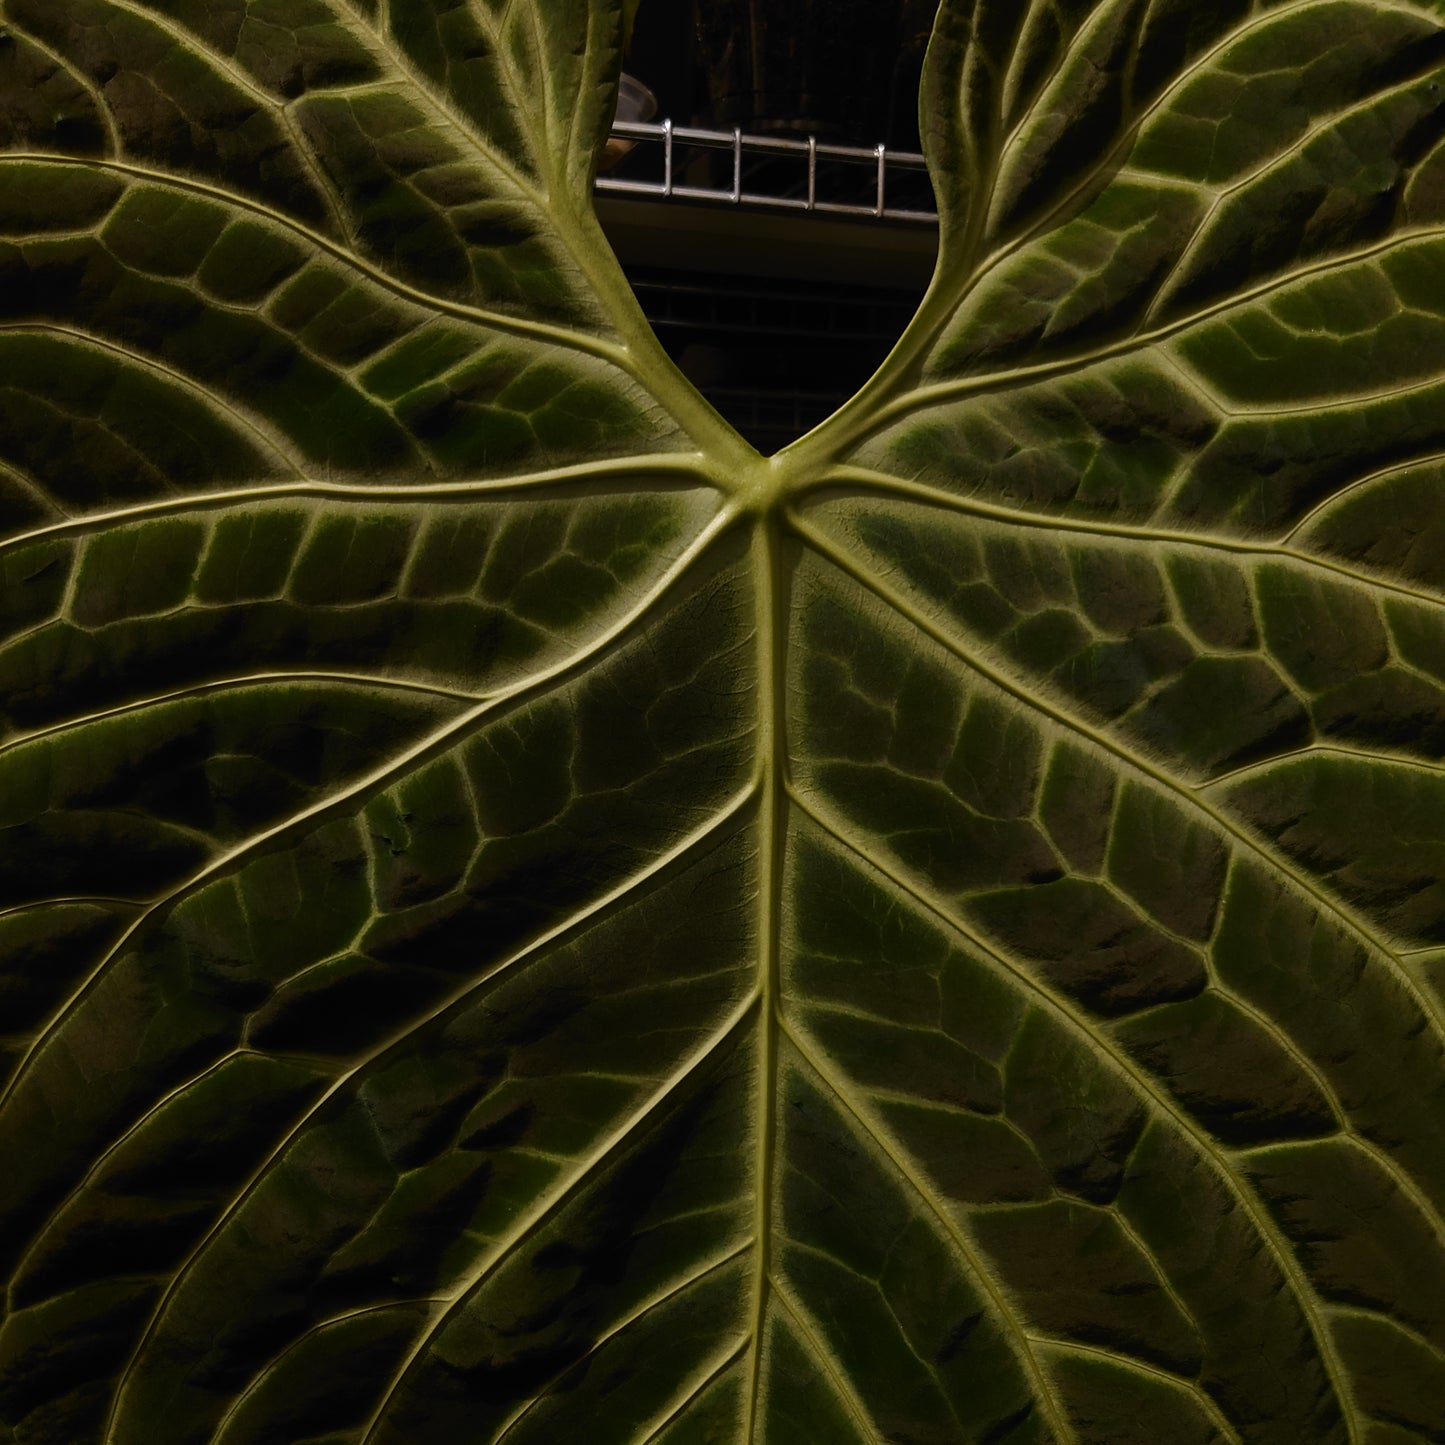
top-left (730, 454), bottom-right (798, 517)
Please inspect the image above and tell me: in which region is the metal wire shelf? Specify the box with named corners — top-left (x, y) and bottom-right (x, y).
top-left (596, 119), bottom-right (939, 224)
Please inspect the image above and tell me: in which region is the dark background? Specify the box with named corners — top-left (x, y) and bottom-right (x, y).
top-left (604, 0), bottom-right (942, 453)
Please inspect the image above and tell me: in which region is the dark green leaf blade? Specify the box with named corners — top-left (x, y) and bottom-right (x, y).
top-left (5, 0), bottom-right (1445, 1440)
top-left (781, 1), bottom-right (1445, 1439)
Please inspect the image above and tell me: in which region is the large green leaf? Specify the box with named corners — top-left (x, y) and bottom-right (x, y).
top-left (3, 0), bottom-right (1445, 1440)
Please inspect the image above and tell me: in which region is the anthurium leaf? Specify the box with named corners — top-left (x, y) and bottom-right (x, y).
top-left (2, 0), bottom-right (1445, 1442)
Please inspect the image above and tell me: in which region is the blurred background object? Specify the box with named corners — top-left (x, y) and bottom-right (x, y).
top-left (626, 0), bottom-right (937, 150)
top-left (599, 73), bottom-right (658, 171)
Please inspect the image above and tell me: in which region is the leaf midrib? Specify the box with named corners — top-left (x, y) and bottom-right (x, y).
top-left (741, 513), bottom-right (788, 1439)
